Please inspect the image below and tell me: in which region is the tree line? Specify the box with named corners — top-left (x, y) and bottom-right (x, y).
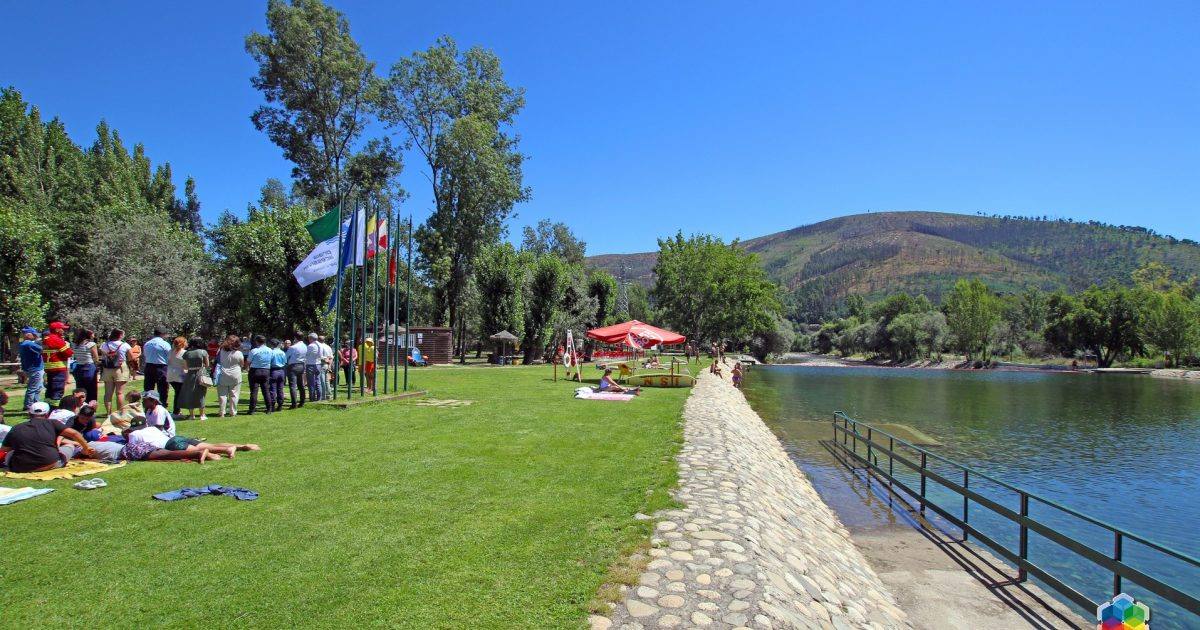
top-left (803, 262), bottom-right (1200, 368)
top-left (0, 88), bottom-right (209, 336)
top-left (0, 0), bottom-right (790, 362)
top-left (0, 0), bottom-right (532, 354)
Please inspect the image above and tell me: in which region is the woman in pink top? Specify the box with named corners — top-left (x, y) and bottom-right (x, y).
top-left (338, 344), bottom-right (357, 387)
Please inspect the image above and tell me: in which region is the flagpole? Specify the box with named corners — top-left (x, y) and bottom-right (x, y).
top-left (347, 198), bottom-right (359, 399)
top-left (384, 204), bottom-right (395, 394)
top-left (358, 195), bottom-right (367, 397)
top-left (380, 207), bottom-right (389, 395)
top-left (392, 215), bottom-right (401, 393)
top-left (362, 199), bottom-right (369, 397)
top-left (330, 188), bottom-right (349, 401)
top-left (370, 203), bottom-right (381, 396)
top-left (404, 214), bottom-right (412, 391)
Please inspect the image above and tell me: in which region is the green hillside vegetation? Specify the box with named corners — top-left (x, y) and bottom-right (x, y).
top-left (587, 211), bottom-right (1200, 322)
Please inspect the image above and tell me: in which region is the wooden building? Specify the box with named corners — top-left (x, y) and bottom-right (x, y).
top-left (407, 326), bottom-right (453, 364)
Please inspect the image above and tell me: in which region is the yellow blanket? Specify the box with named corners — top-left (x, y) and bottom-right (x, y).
top-left (2, 460), bottom-right (126, 480)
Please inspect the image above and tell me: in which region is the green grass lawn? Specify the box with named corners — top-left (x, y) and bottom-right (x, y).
top-left (0, 365), bottom-right (689, 628)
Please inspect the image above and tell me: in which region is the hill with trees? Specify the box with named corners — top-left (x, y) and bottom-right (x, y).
top-left (587, 211), bottom-right (1200, 321)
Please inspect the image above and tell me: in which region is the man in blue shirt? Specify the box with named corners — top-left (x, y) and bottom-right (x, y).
top-left (18, 327), bottom-right (44, 411)
top-left (285, 332), bottom-right (309, 408)
top-left (142, 326), bottom-right (172, 409)
top-left (269, 338), bottom-right (287, 412)
top-left (246, 335), bottom-right (275, 415)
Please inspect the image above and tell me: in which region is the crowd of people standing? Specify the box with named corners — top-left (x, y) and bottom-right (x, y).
top-left (13, 323), bottom-right (384, 418)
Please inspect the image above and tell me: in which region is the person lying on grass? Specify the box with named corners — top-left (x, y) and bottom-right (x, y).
top-left (119, 425), bottom-right (218, 463)
top-left (140, 390), bottom-right (260, 459)
top-left (598, 369), bottom-right (640, 395)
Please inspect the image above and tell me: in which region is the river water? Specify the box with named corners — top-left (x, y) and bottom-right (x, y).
top-left (741, 364), bottom-right (1200, 628)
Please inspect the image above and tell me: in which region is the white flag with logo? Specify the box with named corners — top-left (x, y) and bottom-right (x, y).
top-left (292, 210), bottom-right (366, 287)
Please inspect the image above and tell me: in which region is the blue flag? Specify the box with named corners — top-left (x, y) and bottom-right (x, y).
top-left (326, 209), bottom-right (360, 313)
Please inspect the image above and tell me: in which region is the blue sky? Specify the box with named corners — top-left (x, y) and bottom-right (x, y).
top-left (2, 1), bottom-right (1197, 253)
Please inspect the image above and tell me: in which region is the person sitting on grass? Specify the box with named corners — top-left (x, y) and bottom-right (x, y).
top-left (598, 368), bottom-right (640, 395)
top-left (102, 390), bottom-right (144, 436)
top-left (71, 405), bottom-right (103, 441)
top-left (1, 401), bottom-right (96, 472)
top-left (140, 390), bottom-right (260, 458)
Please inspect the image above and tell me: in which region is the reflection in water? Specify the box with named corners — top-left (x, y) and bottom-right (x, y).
top-left (743, 366), bottom-right (1200, 629)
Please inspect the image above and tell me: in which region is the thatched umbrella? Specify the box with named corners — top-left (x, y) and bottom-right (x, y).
top-left (489, 330), bottom-right (519, 364)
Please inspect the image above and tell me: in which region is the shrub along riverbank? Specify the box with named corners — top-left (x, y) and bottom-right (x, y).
top-left (1, 365), bottom-right (689, 627)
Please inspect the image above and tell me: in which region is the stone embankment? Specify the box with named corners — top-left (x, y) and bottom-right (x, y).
top-left (1150, 368), bottom-right (1200, 381)
top-left (594, 370), bottom-right (909, 630)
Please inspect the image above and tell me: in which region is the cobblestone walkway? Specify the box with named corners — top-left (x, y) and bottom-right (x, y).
top-left (592, 369), bottom-right (910, 630)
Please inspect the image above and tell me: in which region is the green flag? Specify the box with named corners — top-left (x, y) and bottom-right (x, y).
top-left (306, 207), bottom-right (340, 242)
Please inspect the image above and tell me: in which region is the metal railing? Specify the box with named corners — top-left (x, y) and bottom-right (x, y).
top-left (831, 411), bottom-right (1200, 617)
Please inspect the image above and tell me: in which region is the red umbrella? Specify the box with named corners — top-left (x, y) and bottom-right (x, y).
top-left (586, 320), bottom-right (686, 348)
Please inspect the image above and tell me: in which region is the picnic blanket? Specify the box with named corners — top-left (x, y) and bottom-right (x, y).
top-left (574, 387), bottom-right (636, 402)
top-left (2, 460), bottom-right (126, 481)
top-left (153, 484), bottom-right (259, 502)
top-left (0, 486), bottom-right (54, 505)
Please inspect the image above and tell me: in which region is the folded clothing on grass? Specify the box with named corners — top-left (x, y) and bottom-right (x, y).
top-left (153, 484), bottom-right (259, 502)
top-left (0, 486), bottom-right (53, 506)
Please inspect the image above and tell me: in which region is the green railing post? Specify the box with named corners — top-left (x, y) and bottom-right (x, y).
top-left (962, 469), bottom-right (970, 542)
top-left (866, 426), bottom-right (873, 469)
top-left (1114, 532), bottom-right (1123, 597)
top-left (1018, 492), bottom-right (1029, 582)
top-left (888, 436), bottom-right (894, 490)
top-left (919, 452), bottom-right (927, 515)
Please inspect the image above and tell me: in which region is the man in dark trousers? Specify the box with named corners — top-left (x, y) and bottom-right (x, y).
top-left (285, 332), bottom-right (308, 408)
top-left (269, 338), bottom-right (287, 412)
top-left (141, 326), bottom-right (172, 408)
top-left (246, 335), bottom-right (274, 415)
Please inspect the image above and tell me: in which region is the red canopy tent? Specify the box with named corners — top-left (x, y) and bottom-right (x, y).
top-left (586, 320), bottom-right (686, 349)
